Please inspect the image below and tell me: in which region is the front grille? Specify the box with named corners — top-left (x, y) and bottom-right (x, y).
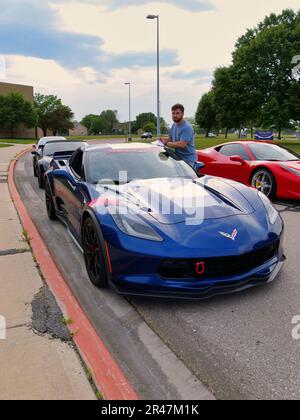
top-left (159, 241), bottom-right (280, 280)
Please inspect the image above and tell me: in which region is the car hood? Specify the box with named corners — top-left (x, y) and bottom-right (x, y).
top-left (101, 177), bottom-right (257, 225)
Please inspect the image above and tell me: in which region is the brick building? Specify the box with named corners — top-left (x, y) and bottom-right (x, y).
top-left (69, 122), bottom-right (88, 137)
top-left (0, 82), bottom-right (39, 139)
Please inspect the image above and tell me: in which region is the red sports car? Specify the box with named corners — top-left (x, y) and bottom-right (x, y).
top-left (197, 141), bottom-right (300, 200)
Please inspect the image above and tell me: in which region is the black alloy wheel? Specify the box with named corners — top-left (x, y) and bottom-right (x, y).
top-left (82, 218), bottom-right (109, 288)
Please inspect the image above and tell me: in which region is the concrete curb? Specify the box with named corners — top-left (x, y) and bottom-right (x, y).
top-left (8, 149), bottom-right (138, 401)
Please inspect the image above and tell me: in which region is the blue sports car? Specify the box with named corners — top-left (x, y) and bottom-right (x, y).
top-left (44, 143), bottom-right (285, 299)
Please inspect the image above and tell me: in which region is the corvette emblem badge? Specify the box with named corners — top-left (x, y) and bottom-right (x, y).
top-left (219, 229), bottom-right (238, 241)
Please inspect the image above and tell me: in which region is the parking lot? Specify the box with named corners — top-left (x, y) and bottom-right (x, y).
top-left (15, 150), bottom-right (300, 400)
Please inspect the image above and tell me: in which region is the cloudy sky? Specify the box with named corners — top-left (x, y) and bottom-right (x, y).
top-left (0, 0), bottom-right (299, 124)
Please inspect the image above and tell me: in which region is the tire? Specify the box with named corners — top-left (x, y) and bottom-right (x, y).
top-left (251, 168), bottom-right (277, 200)
top-left (33, 160), bottom-right (37, 177)
top-left (45, 179), bottom-right (57, 220)
top-left (82, 217), bottom-right (109, 288)
top-left (38, 168), bottom-right (45, 189)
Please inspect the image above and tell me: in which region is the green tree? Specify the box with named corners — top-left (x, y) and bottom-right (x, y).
top-left (35, 94), bottom-right (62, 136)
top-left (143, 122), bottom-right (156, 133)
top-left (232, 9), bottom-right (300, 139)
top-left (81, 114), bottom-right (105, 135)
top-left (35, 94), bottom-right (74, 136)
top-left (195, 91), bottom-right (217, 137)
top-left (212, 66), bottom-right (258, 138)
top-left (90, 116), bottom-right (106, 135)
top-left (100, 110), bottom-right (119, 134)
top-left (81, 114), bottom-right (97, 132)
top-left (132, 112), bottom-right (157, 133)
top-left (50, 105), bottom-right (74, 136)
top-left (0, 95), bottom-right (6, 128)
top-left (0, 93), bottom-right (37, 138)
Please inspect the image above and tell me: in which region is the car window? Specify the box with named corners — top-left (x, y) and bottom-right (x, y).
top-left (37, 137), bottom-right (66, 148)
top-left (218, 144), bottom-right (250, 160)
top-left (248, 143), bottom-right (300, 161)
top-left (70, 150), bottom-right (83, 178)
top-left (43, 142), bottom-right (84, 156)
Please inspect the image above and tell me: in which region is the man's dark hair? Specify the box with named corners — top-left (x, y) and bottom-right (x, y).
top-left (172, 104), bottom-right (185, 113)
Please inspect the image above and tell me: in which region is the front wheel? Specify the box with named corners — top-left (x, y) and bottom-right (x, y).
top-left (82, 218), bottom-right (109, 288)
top-left (251, 168), bottom-right (277, 200)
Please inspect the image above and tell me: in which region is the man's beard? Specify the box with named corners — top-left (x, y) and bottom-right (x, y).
top-left (173, 117), bottom-right (183, 123)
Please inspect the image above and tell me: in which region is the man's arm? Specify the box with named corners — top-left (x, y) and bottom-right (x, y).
top-left (165, 140), bottom-right (188, 149)
top-left (160, 137), bottom-right (188, 149)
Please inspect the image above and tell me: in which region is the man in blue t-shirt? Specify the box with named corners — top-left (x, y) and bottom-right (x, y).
top-left (160, 104), bottom-right (197, 165)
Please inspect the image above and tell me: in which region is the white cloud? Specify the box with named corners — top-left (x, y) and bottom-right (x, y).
top-left (2, 0), bottom-right (300, 124)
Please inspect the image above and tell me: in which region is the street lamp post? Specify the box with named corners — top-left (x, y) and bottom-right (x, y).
top-left (125, 82), bottom-right (132, 142)
top-left (147, 14), bottom-right (161, 138)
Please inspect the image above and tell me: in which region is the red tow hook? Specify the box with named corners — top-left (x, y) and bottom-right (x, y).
top-left (196, 262), bottom-right (205, 276)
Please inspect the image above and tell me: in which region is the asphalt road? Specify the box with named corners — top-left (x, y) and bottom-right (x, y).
top-left (15, 151), bottom-right (300, 400)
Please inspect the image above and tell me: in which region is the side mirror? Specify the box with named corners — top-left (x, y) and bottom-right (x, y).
top-left (230, 155), bottom-right (247, 165)
top-left (194, 162), bottom-right (205, 172)
top-left (31, 151), bottom-right (39, 156)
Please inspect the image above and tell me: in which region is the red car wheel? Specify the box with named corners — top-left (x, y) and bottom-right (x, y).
top-left (251, 168), bottom-right (277, 199)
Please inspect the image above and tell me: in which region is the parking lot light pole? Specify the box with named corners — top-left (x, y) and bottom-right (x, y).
top-left (125, 82), bottom-right (132, 142)
top-left (147, 14), bottom-right (161, 138)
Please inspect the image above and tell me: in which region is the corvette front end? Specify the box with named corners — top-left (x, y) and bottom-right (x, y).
top-left (94, 177), bottom-right (285, 299)
top-left (105, 228), bottom-right (285, 300)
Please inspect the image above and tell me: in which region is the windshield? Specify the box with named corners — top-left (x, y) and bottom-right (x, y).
top-left (37, 137), bottom-right (66, 148)
top-left (248, 143), bottom-right (300, 161)
top-left (43, 142), bottom-right (83, 156)
top-left (85, 149), bottom-right (197, 184)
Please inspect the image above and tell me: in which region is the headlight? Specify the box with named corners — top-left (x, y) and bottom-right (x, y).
top-left (258, 192), bottom-right (278, 225)
top-left (111, 209), bottom-right (163, 242)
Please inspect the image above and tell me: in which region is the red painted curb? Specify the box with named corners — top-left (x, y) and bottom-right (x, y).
top-left (8, 149), bottom-right (138, 401)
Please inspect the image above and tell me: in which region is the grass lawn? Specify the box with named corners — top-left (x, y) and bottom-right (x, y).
top-left (141, 135), bottom-right (300, 155)
top-left (0, 139), bottom-right (35, 145)
top-left (1, 135), bottom-right (299, 155)
top-left (0, 143), bottom-right (13, 148)
top-left (67, 133), bottom-right (300, 154)
top-left (193, 136), bottom-right (300, 155)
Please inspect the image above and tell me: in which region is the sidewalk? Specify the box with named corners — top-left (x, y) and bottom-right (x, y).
top-left (0, 144), bottom-right (95, 400)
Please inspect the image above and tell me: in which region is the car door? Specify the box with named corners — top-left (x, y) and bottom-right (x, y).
top-left (52, 149), bottom-right (83, 225)
top-left (211, 143), bottom-right (251, 184)
top-left (64, 150), bottom-right (91, 240)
